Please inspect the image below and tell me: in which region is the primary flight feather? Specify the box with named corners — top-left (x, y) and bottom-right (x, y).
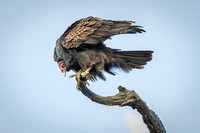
top-left (54, 16), bottom-right (153, 81)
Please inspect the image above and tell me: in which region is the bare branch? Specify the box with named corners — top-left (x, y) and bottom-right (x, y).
top-left (76, 73), bottom-right (166, 133)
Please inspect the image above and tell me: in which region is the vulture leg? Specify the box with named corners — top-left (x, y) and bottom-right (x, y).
top-left (80, 67), bottom-right (92, 77)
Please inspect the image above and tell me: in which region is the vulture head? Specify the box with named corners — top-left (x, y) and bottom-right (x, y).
top-left (54, 37), bottom-right (77, 76)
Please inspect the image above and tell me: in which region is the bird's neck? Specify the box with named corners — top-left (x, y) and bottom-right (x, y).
top-left (56, 40), bottom-right (79, 71)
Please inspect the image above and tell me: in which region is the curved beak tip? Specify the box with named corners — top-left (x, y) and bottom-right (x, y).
top-left (63, 73), bottom-right (66, 77)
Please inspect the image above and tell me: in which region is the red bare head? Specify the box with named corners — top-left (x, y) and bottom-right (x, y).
top-left (58, 61), bottom-right (67, 76)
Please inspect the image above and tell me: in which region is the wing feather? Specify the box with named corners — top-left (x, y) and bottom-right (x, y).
top-left (60, 16), bottom-right (145, 49)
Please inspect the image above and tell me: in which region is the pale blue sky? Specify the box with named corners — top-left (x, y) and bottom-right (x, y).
top-left (0, 0), bottom-right (200, 133)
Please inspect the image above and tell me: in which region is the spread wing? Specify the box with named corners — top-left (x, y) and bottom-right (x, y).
top-left (59, 16), bottom-right (145, 49)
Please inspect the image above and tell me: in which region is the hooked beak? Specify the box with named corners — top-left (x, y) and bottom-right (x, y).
top-left (58, 61), bottom-right (67, 77)
top-left (63, 72), bottom-right (66, 77)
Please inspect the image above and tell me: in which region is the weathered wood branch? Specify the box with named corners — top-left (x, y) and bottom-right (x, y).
top-left (75, 72), bottom-right (166, 133)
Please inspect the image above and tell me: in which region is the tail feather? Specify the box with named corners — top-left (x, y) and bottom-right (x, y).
top-left (111, 50), bottom-right (153, 71)
top-left (89, 50), bottom-right (153, 81)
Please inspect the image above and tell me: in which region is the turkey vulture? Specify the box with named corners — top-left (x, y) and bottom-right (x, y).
top-left (54, 16), bottom-right (153, 81)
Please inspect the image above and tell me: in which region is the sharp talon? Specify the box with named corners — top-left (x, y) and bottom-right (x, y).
top-left (69, 74), bottom-right (77, 79)
top-left (85, 81), bottom-right (90, 86)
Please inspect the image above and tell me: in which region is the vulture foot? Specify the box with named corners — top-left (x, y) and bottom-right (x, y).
top-left (72, 67), bottom-right (92, 89)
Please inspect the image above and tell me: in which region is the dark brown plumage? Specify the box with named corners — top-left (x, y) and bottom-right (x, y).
top-left (54, 16), bottom-right (153, 81)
